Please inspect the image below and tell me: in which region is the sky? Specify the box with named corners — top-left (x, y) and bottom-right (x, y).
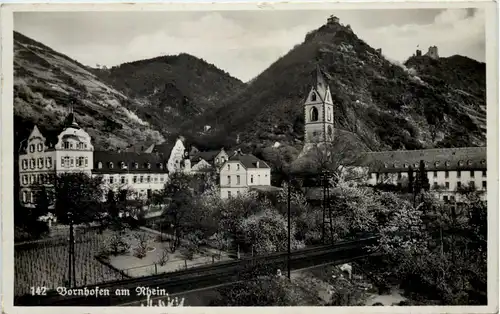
top-left (14, 8), bottom-right (485, 82)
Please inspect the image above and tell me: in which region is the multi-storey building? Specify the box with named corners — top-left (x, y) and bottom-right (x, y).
top-left (18, 112), bottom-right (94, 207)
top-left (360, 147), bottom-right (487, 202)
top-left (190, 148), bottom-right (229, 173)
top-left (219, 151), bottom-right (271, 199)
top-left (18, 111), bottom-right (190, 208)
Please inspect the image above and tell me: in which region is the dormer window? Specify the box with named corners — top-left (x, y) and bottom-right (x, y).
top-left (481, 159), bottom-right (486, 165)
top-left (29, 144), bottom-right (35, 153)
top-left (311, 92), bottom-right (317, 102)
top-left (435, 161), bottom-right (440, 167)
top-left (383, 163), bottom-right (388, 168)
top-left (63, 141), bottom-right (70, 149)
top-left (467, 160), bottom-right (472, 166)
top-left (109, 162), bottom-right (114, 169)
top-left (97, 162), bottom-right (103, 169)
top-left (37, 143), bottom-right (43, 152)
top-left (393, 162), bottom-right (398, 168)
top-left (445, 161), bottom-right (450, 167)
top-left (146, 163), bottom-right (151, 169)
top-left (120, 162), bottom-right (125, 169)
top-left (159, 163), bottom-right (163, 169)
top-left (134, 162), bottom-right (138, 169)
top-left (458, 160), bottom-right (464, 166)
top-left (403, 163), bottom-right (408, 168)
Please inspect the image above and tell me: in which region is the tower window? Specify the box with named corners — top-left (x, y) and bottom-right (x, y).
top-left (310, 107), bottom-right (319, 122)
top-left (311, 92), bottom-right (317, 102)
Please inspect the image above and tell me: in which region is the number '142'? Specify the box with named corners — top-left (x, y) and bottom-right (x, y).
top-left (30, 287), bottom-right (47, 295)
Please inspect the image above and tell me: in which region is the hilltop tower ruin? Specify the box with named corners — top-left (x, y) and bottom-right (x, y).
top-left (425, 46), bottom-right (439, 59)
top-left (327, 15), bottom-right (339, 25)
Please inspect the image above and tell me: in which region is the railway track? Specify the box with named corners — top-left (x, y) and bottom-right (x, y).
top-left (15, 236), bottom-right (378, 306)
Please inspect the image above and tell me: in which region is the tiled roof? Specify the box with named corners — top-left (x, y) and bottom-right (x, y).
top-left (228, 153), bottom-right (270, 169)
top-left (357, 147), bottom-right (486, 173)
top-left (191, 150), bottom-right (221, 163)
top-left (147, 143), bottom-right (175, 156)
top-left (92, 151), bottom-right (169, 174)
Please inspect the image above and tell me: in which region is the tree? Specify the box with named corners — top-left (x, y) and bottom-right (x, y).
top-left (238, 207), bottom-right (304, 254)
top-left (408, 166), bottom-right (415, 194)
top-left (260, 145), bottom-right (300, 186)
top-left (53, 172), bottom-right (104, 225)
top-left (415, 160), bottom-right (430, 194)
top-left (152, 172), bottom-right (197, 252)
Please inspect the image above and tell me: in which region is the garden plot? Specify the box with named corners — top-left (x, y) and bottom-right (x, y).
top-left (104, 230), bottom-right (234, 278)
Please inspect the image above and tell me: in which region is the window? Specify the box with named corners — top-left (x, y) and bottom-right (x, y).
top-left (227, 164), bottom-right (230, 171)
top-left (467, 160), bottom-right (472, 166)
top-left (133, 176), bottom-right (137, 183)
top-left (22, 175), bottom-right (28, 185)
top-left (140, 176), bottom-right (144, 183)
top-left (64, 157), bottom-right (70, 168)
top-left (134, 162), bottom-right (139, 169)
top-left (458, 160), bottom-right (464, 166)
top-left (22, 191), bottom-right (27, 203)
top-left (397, 172), bottom-right (402, 179)
top-left (443, 195), bottom-right (449, 202)
top-left (434, 161), bottom-right (440, 167)
top-left (78, 157), bottom-right (84, 167)
top-left (228, 191), bottom-right (232, 198)
top-left (159, 163), bottom-right (163, 169)
top-left (109, 176), bottom-right (114, 184)
top-left (37, 143), bottom-right (43, 152)
top-left (147, 176), bottom-right (151, 183)
top-left (469, 181), bottom-right (475, 189)
top-left (310, 107), bottom-right (319, 122)
top-left (120, 162), bottom-right (125, 169)
top-left (403, 163), bottom-right (408, 168)
top-left (433, 182), bottom-right (438, 189)
top-left (29, 144), bottom-right (35, 153)
top-left (236, 175), bottom-right (240, 185)
top-left (457, 182), bottom-right (462, 189)
top-left (250, 175), bottom-right (254, 184)
top-left (445, 161), bottom-right (450, 167)
top-left (433, 171), bottom-right (437, 178)
top-left (457, 170), bottom-right (461, 178)
top-left (311, 92), bottom-right (317, 102)
top-left (237, 164), bottom-right (240, 170)
top-left (146, 163), bottom-right (151, 169)
top-left (160, 176), bottom-right (164, 182)
top-left (85, 157), bottom-right (88, 167)
top-left (63, 141), bottom-right (70, 149)
top-left (445, 171), bottom-right (449, 178)
top-left (470, 170), bottom-right (475, 178)
top-left (482, 181), bottom-right (487, 189)
top-left (227, 176), bottom-right (231, 185)
top-left (70, 158), bottom-right (74, 167)
top-left (21, 159), bottom-right (27, 170)
top-left (327, 107), bottom-right (332, 122)
top-left (30, 159), bottom-right (35, 169)
top-left (121, 176), bottom-right (126, 184)
top-left (29, 175), bottom-right (34, 184)
top-left (46, 157), bottom-right (52, 168)
top-left (154, 176), bottom-right (158, 183)
top-left (376, 173), bottom-right (380, 181)
top-left (482, 170), bottom-right (486, 177)
top-left (445, 182), bottom-right (449, 189)
top-left (109, 162), bottom-right (114, 169)
top-left (97, 162), bottom-right (103, 169)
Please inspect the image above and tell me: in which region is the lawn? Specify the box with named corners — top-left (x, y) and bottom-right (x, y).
top-left (105, 229), bottom-right (234, 278)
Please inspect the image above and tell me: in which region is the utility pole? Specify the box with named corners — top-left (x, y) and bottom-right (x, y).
top-left (287, 177), bottom-right (291, 279)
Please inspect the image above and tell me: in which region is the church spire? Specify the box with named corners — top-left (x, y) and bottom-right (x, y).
top-left (314, 64), bottom-right (328, 99)
top-left (65, 101), bottom-right (80, 129)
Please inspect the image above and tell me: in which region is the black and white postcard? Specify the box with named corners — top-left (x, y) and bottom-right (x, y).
top-left (0, 2), bottom-right (498, 313)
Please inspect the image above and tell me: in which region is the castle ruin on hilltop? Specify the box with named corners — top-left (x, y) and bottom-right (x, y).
top-left (413, 46), bottom-right (439, 59)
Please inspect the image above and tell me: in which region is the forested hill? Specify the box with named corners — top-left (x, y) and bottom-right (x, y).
top-left (182, 18), bottom-right (486, 152)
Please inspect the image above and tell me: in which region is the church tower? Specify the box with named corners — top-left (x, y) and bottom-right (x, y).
top-left (304, 65), bottom-right (334, 144)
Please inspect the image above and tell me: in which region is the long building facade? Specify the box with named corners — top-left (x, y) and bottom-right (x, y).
top-left (18, 112), bottom-right (191, 208)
